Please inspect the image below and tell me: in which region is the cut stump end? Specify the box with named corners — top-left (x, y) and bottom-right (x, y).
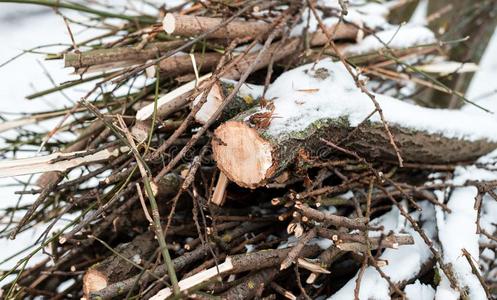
top-left (212, 121), bottom-right (273, 189)
top-left (83, 270), bottom-right (108, 296)
top-left (163, 13), bottom-right (176, 34)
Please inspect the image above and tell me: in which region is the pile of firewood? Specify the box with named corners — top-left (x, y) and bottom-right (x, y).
top-left (1, 1), bottom-right (497, 299)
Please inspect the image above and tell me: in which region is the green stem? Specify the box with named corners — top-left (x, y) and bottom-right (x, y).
top-left (143, 177), bottom-right (180, 296)
top-left (0, 0), bottom-right (156, 24)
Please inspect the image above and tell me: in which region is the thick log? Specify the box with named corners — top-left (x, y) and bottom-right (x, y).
top-left (163, 13), bottom-right (359, 42)
top-left (82, 232), bottom-right (156, 297)
top-left (212, 59), bottom-right (497, 188)
top-left (213, 113), bottom-right (497, 189)
top-left (162, 13), bottom-right (272, 40)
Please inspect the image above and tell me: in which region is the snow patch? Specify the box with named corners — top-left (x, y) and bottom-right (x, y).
top-left (263, 59), bottom-right (497, 143)
top-left (329, 202), bottom-right (435, 300)
top-left (405, 280), bottom-right (435, 300)
top-left (435, 150), bottom-right (497, 299)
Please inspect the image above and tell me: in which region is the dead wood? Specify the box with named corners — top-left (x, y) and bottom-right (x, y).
top-left (213, 117), bottom-right (497, 188)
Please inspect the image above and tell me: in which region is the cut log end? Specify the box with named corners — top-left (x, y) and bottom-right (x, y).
top-left (212, 121), bottom-right (274, 189)
top-left (163, 13), bottom-right (176, 34)
top-left (83, 269), bottom-right (108, 296)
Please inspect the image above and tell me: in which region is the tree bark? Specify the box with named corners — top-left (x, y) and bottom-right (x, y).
top-left (163, 13), bottom-right (272, 40)
top-left (64, 41), bottom-right (184, 72)
top-left (83, 232), bottom-right (157, 297)
top-left (212, 111), bottom-right (497, 188)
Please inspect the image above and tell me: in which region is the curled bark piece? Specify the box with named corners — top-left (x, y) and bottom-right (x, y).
top-left (212, 60), bottom-right (497, 188)
top-left (163, 13), bottom-right (271, 40)
top-left (83, 232), bottom-right (156, 297)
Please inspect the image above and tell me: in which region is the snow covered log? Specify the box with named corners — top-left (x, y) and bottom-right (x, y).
top-left (212, 59), bottom-right (497, 188)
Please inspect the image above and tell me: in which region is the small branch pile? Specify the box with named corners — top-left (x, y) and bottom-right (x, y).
top-left (1, 1), bottom-right (497, 300)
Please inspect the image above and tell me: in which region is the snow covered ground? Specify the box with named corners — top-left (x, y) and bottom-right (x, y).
top-left (0, 1), bottom-right (496, 298)
top-left (0, 4), bottom-right (78, 273)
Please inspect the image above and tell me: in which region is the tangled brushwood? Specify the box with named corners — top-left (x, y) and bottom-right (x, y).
top-left (2, 0), bottom-right (497, 299)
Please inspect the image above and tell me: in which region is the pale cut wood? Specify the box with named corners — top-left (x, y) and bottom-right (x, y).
top-left (150, 257), bottom-right (234, 300)
top-left (163, 13), bottom-right (271, 40)
top-left (0, 117), bottom-right (38, 133)
top-left (136, 73), bottom-right (212, 121)
top-left (83, 271), bottom-right (107, 298)
top-left (35, 119), bottom-right (106, 188)
top-left (213, 121), bottom-right (273, 188)
top-left (0, 147), bottom-right (127, 178)
top-left (211, 172), bottom-right (229, 206)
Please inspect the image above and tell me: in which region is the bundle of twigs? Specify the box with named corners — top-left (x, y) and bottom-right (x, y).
top-left (1, 0), bottom-right (497, 299)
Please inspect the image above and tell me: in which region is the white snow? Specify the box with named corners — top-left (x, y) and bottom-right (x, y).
top-left (405, 280), bottom-right (435, 300)
top-left (291, 1), bottom-right (389, 39)
top-left (435, 150), bottom-right (497, 299)
top-left (2, 1), bottom-right (497, 299)
top-left (263, 59), bottom-right (497, 143)
top-left (329, 201), bottom-right (436, 300)
top-left (344, 25), bottom-right (436, 55)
